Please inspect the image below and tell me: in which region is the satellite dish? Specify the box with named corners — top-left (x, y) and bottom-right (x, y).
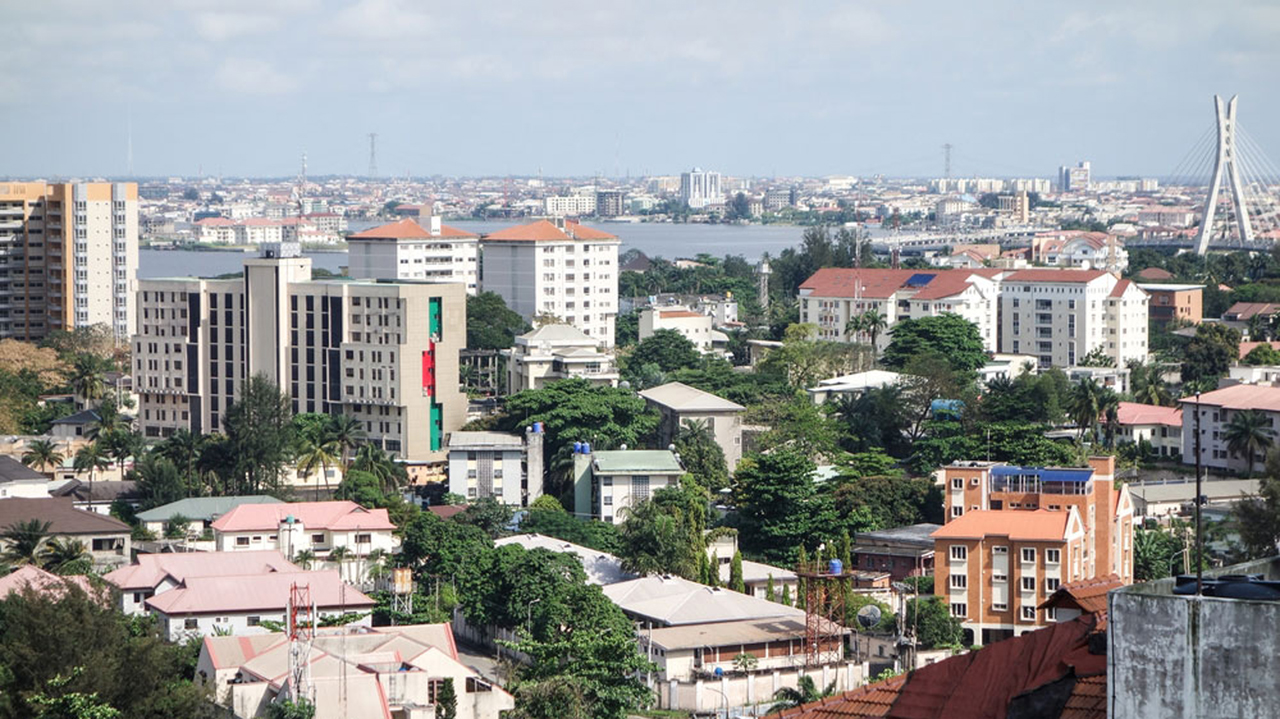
top-left (856, 604), bottom-right (882, 630)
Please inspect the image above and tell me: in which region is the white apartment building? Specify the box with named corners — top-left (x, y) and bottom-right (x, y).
top-left (193, 217), bottom-right (238, 243)
top-left (545, 193), bottom-right (598, 217)
top-left (502, 323), bottom-right (619, 393)
top-left (0, 181), bottom-right (137, 340)
top-left (679, 168), bottom-right (722, 209)
top-left (480, 219), bottom-right (619, 346)
top-left (798, 268), bottom-right (1002, 351)
top-left (638, 306), bottom-right (725, 354)
top-left (446, 427), bottom-right (544, 506)
top-left (131, 243), bottom-right (466, 462)
top-left (572, 448), bottom-right (684, 525)
top-left (347, 217), bottom-right (479, 294)
top-left (1179, 384), bottom-right (1280, 473)
top-left (999, 269), bottom-right (1148, 368)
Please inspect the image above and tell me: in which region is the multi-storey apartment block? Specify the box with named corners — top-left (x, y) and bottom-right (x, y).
top-left (347, 217), bottom-right (479, 294)
top-left (446, 427), bottom-right (544, 506)
top-left (480, 219), bottom-right (619, 346)
top-left (998, 270), bottom-right (1148, 368)
top-left (132, 243), bottom-right (464, 462)
top-left (1178, 384), bottom-right (1280, 473)
top-left (798, 268), bottom-right (1001, 351)
top-left (0, 182), bottom-right (137, 340)
top-left (933, 456), bottom-right (1134, 644)
top-left (503, 324), bottom-right (619, 393)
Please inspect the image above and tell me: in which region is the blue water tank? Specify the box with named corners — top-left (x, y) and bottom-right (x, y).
top-left (573, 442), bottom-right (583, 453)
top-left (829, 559), bottom-right (844, 576)
top-left (533, 421), bottom-right (544, 433)
top-left (583, 443), bottom-right (591, 454)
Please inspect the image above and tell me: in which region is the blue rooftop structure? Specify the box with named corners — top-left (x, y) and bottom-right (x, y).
top-left (991, 466), bottom-right (1094, 483)
top-left (991, 465), bottom-right (1094, 495)
top-left (905, 273), bottom-right (937, 287)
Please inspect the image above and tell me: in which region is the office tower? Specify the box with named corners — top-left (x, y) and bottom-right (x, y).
top-left (1057, 161), bottom-right (1091, 192)
top-left (679, 168), bottom-right (723, 209)
top-left (0, 182), bottom-right (137, 340)
top-left (132, 243), bottom-right (465, 462)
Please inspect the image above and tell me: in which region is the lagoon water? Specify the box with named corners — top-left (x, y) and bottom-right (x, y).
top-left (139, 220), bottom-right (822, 279)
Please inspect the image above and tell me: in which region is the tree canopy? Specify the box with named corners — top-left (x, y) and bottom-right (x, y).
top-left (881, 315), bottom-right (987, 374)
top-left (467, 292), bottom-right (530, 351)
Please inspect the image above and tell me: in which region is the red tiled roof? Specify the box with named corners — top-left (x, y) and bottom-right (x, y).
top-left (1003, 269), bottom-right (1110, 283)
top-left (349, 218), bottom-right (476, 240)
top-left (1108, 279), bottom-right (1137, 298)
top-left (1116, 402), bottom-right (1181, 428)
top-left (0, 565), bottom-right (97, 600)
top-left (482, 219), bottom-right (617, 242)
top-left (931, 509), bottom-right (1069, 542)
top-left (1060, 675), bottom-right (1106, 719)
top-left (799, 268), bottom-right (998, 300)
top-left (1225, 302), bottom-right (1280, 321)
top-left (1136, 267), bottom-right (1173, 280)
top-left (145, 570), bottom-right (373, 615)
top-left (211, 501), bottom-right (394, 533)
top-left (195, 217), bottom-right (235, 226)
top-left (1038, 574), bottom-right (1123, 615)
top-left (1179, 382), bottom-right (1280, 412)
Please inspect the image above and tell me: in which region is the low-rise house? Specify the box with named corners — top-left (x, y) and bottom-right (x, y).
top-left (49, 479), bottom-right (139, 515)
top-left (104, 549), bottom-right (301, 615)
top-left (49, 408), bottom-right (104, 440)
top-left (806, 370), bottom-right (903, 405)
top-left (0, 456), bottom-right (53, 499)
top-left (639, 382), bottom-right (746, 471)
top-left (0, 498), bottom-right (131, 569)
top-left (197, 624), bottom-right (514, 719)
top-left (494, 533), bottom-right (634, 585)
top-left (135, 495), bottom-right (285, 537)
top-left (0, 564), bottom-right (97, 599)
top-left (502, 324), bottom-right (620, 393)
top-left (852, 524), bottom-right (940, 580)
top-left (1127, 478), bottom-right (1260, 520)
top-left (446, 428), bottom-right (544, 505)
top-left (638, 307), bottom-right (727, 355)
top-left (716, 557), bottom-right (799, 600)
top-left (1178, 384), bottom-right (1280, 472)
top-left (571, 447), bottom-right (684, 525)
top-left (211, 501), bottom-right (396, 561)
top-left (1067, 365), bottom-right (1130, 394)
top-left (1116, 402), bottom-right (1182, 457)
top-left (148, 569), bottom-right (373, 641)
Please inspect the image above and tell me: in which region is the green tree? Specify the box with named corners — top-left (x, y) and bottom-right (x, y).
top-left (134, 455), bottom-right (186, 511)
top-left (734, 449), bottom-right (833, 564)
top-left (262, 699), bottom-right (316, 719)
top-left (1127, 361), bottom-right (1173, 407)
top-left (222, 374), bottom-right (294, 494)
top-left (39, 538), bottom-right (91, 575)
top-left (628, 329), bottom-right (701, 376)
top-left (617, 485), bottom-right (707, 579)
top-left (69, 355), bottom-right (108, 408)
top-left (1133, 526), bottom-right (1183, 581)
top-left (519, 509), bottom-right (621, 554)
top-left (2, 519), bottom-right (51, 567)
top-left (295, 434), bottom-right (340, 494)
top-left (434, 678), bottom-right (457, 719)
top-left (327, 414), bottom-right (367, 472)
top-left (673, 419), bottom-right (728, 491)
top-left (905, 596), bottom-right (964, 648)
top-left (26, 669), bottom-right (121, 719)
top-left (1242, 343), bottom-right (1280, 366)
top-left (529, 494), bottom-right (565, 513)
top-left (400, 511), bottom-right (493, 579)
top-left (881, 314), bottom-right (987, 374)
top-left (455, 497), bottom-right (514, 538)
top-left (155, 429), bottom-right (204, 497)
top-left (292, 549), bottom-right (316, 570)
top-left (163, 514), bottom-right (191, 541)
top-left (758, 323), bottom-right (872, 389)
top-left (350, 443), bottom-right (407, 494)
top-left (21, 439), bottom-right (64, 475)
top-left (1181, 323), bottom-right (1240, 388)
top-left (729, 550), bottom-right (745, 593)
top-left (1069, 379), bottom-right (1106, 441)
top-left (614, 310), bottom-right (640, 348)
top-left (769, 675), bottom-right (836, 712)
top-left (72, 443), bottom-right (110, 505)
top-left (1078, 346), bottom-right (1116, 368)
top-left (467, 292), bottom-right (530, 351)
top-left (1225, 409), bottom-right (1275, 476)
top-left (506, 675), bottom-right (593, 719)
top-left (1234, 464), bottom-right (1280, 559)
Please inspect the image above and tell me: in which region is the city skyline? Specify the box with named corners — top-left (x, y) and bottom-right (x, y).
top-left (2, 1), bottom-right (1278, 179)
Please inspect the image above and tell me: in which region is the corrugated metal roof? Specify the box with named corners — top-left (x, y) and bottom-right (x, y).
top-left (591, 450), bottom-right (683, 474)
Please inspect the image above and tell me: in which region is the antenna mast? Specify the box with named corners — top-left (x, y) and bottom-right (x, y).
top-left (288, 583), bottom-right (316, 707)
top-left (368, 133), bottom-right (378, 178)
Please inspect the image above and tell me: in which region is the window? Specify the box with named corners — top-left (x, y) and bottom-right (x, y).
top-left (950, 574), bottom-right (967, 589)
top-left (631, 476), bottom-right (650, 501)
top-left (1021, 548), bottom-right (1036, 563)
top-left (993, 602), bottom-right (1008, 611)
top-left (1045, 578), bottom-right (1061, 592)
top-left (355, 533), bottom-right (371, 544)
top-left (993, 572), bottom-right (1008, 583)
top-left (1045, 549), bottom-right (1061, 564)
top-left (312, 534), bottom-right (325, 544)
top-left (184, 618), bottom-right (199, 630)
top-left (1021, 606), bottom-right (1036, 621)
top-left (247, 616), bottom-right (260, 626)
top-left (950, 603), bottom-right (967, 618)
top-left (236, 536), bottom-right (250, 547)
top-left (992, 545), bottom-right (1008, 555)
top-left (603, 495), bottom-right (613, 506)
top-left (1021, 577), bottom-right (1036, 592)
top-left (950, 546), bottom-right (967, 561)
top-left (951, 506), bottom-right (963, 518)
top-left (951, 477), bottom-right (963, 490)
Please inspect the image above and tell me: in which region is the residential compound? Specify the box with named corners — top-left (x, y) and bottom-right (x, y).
top-left (211, 500), bottom-right (396, 560)
top-left (799, 267), bottom-right (1149, 367)
top-left (131, 243), bottom-right (465, 461)
top-left (572, 447), bottom-right (684, 525)
top-left (933, 456), bottom-right (1134, 644)
top-left (1178, 384), bottom-right (1280, 472)
top-left (480, 219), bottom-right (620, 346)
top-left (799, 268), bottom-right (1002, 351)
top-left (0, 181), bottom-right (137, 340)
top-left (502, 323), bottom-right (619, 392)
top-left (347, 217), bottom-right (479, 294)
top-left (446, 427), bottom-right (544, 505)
top-left (639, 381), bottom-right (745, 471)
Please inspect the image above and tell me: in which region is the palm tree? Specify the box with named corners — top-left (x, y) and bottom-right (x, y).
top-left (296, 436), bottom-right (341, 496)
top-left (293, 549), bottom-right (316, 570)
top-left (860, 308), bottom-right (888, 349)
top-left (1, 519), bottom-right (51, 566)
top-left (769, 675), bottom-right (837, 712)
top-left (1101, 392), bottom-right (1121, 448)
top-left (73, 442), bottom-right (111, 509)
top-left (22, 439), bottom-right (64, 476)
top-left (86, 399), bottom-right (126, 441)
top-left (1128, 361), bottom-right (1172, 407)
top-left (1069, 379), bottom-right (1103, 441)
top-left (844, 313), bottom-right (866, 343)
top-left (328, 415), bottom-right (366, 472)
top-left (1224, 409), bottom-right (1275, 476)
top-left (70, 356), bottom-right (107, 409)
top-left (40, 537), bottom-right (91, 574)
top-left (352, 443), bottom-right (406, 494)
top-left (328, 545), bottom-right (352, 582)
top-left (158, 429), bottom-right (204, 496)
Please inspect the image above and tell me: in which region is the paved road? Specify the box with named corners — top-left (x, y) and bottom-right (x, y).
top-left (454, 639), bottom-right (505, 684)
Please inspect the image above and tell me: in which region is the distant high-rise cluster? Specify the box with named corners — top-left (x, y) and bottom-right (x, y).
top-left (1058, 161), bottom-right (1092, 192)
top-left (679, 168), bottom-right (722, 209)
top-left (0, 182), bottom-right (137, 340)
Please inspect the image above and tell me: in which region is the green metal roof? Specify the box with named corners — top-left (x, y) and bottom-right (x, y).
top-left (135, 495), bottom-right (284, 522)
top-left (592, 450), bottom-right (683, 474)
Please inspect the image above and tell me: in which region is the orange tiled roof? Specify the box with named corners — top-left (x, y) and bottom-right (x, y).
top-left (1116, 402), bottom-right (1181, 428)
top-left (1108, 279), bottom-right (1138, 297)
top-left (1003, 269), bottom-right (1110, 283)
top-left (483, 219), bottom-right (617, 242)
top-left (658, 310), bottom-right (704, 319)
top-left (931, 509), bottom-right (1069, 542)
top-left (1038, 574), bottom-right (1123, 615)
top-left (349, 218), bottom-right (477, 240)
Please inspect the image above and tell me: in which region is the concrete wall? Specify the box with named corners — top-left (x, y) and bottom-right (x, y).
top-left (653, 662), bottom-right (866, 715)
top-left (1109, 558), bottom-right (1280, 719)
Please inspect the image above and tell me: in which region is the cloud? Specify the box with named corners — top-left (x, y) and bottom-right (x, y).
top-left (194, 11), bottom-right (284, 42)
top-left (213, 57), bottom-right (298, 95)
top-left (326, 0), bottom-right (434, 42)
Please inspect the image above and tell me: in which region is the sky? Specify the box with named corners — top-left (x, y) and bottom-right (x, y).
top-left (2, 0), bottom-right (1279, 180)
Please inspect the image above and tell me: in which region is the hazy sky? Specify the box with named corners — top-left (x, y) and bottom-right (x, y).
top-left (3, 0), bottom-right (1278, 180)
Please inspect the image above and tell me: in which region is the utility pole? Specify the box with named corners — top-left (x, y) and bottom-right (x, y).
top-left (1194, 392), bottom-right (1203, 595)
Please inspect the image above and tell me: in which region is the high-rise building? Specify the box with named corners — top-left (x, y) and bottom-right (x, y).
top-left (595, 190), bottom-right (625, 218)
top-left (998, 269), bottom-right (1148, 368)
top-left (0, 182), bottom-right (138, 340)
top-left (1058, 161), bottom-right (1091, 192)
top-left (679, 168), bottom-right (722, 209)
top-left (480, 219), bottom-right (620, 346)
top-left (346, 217), bottom-right (479, 295)
top-left (131, 243), bottom-right (465, 462)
